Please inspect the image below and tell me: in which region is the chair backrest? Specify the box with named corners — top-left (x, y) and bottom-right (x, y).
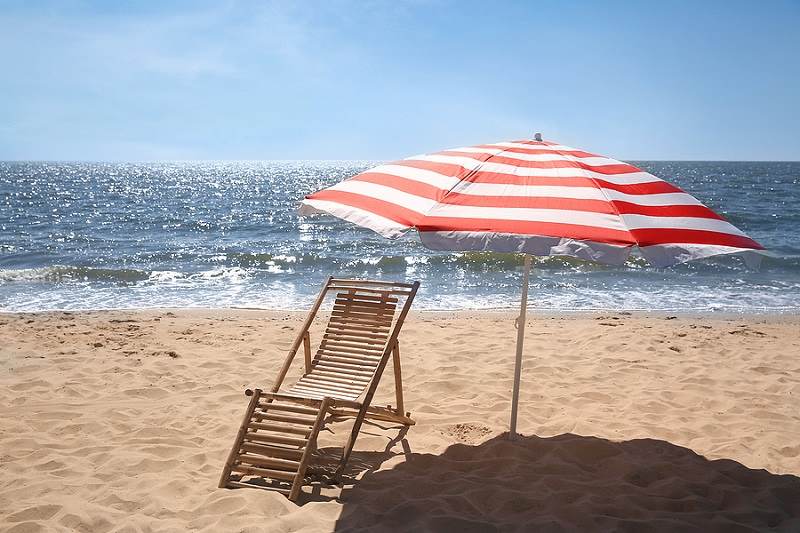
top-left (282, 279), bottom-right (418, 401)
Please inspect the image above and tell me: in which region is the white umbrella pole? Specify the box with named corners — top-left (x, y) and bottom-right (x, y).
top-left (509, 253), bottom-right (532, 440)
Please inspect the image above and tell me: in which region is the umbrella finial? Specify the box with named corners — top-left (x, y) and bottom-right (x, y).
top-left (534, 132), bottom-right (543, 142)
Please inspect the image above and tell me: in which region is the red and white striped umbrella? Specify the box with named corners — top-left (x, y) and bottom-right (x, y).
top-left (299, 135), bottom-right (765, 437)
top-left (301, 136), bottom-right (763, 267)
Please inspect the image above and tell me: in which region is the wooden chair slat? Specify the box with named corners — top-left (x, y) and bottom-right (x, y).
top-left (238, 452), bottom-right (301, 471)
top-left (226, 481), bottom-right (291, 493)
top-left (290, 382), bottom-right (357, 394)
top-left (322, 332), bottom-right (386, 345)
top-left (312, 360), bottom-right (376, 375)
top-left (256, 402), bottom-right (320, 417)
top-left (320, 337), bottom-right (386, 349)
top-left (231, 464), bottom-right (296, 482)
top-left (323, 323), bottom-right (391, 336)
top-left (289, 383), bottom-right (360, 398)
top-left (328, 315), bottom-right (393, 328)
top-left (293, 378), bottom-right (364, 394)
top-left (243, 421), bottom-right (310, 436)
top-left (298, 375), bottom-right (368, 391)
top-left (333, 297), bottom-right (397, 308)
top-left (318, 342), bottom-right (384, 357)
top-left (237, 442), bottom-right (304, 460)
top-left (252, 412), bottom-right (317, 427)
top-left (332, 302), bottom-right (396, 313)
top-left (243, 430), bottom-right (308, 447)
top-left (308, 367), bottom-right (374, 381)
top-left (316, 353), bottom-right (380, 366)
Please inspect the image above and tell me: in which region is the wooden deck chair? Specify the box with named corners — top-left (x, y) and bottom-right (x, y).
top-left (219, 278), bottom-right (419, 501)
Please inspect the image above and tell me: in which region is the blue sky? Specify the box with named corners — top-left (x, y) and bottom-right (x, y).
top-left (1, 0), bottom-right (798, 161)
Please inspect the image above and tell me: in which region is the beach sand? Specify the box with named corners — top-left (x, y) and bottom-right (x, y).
top-left (1, 309), bottom-right (799, 532)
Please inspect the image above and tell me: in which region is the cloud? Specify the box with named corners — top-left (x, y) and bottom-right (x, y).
top-left (0, 1), bottom-right (367, 159)
top-left (0, 1), bottom-right (350, 82)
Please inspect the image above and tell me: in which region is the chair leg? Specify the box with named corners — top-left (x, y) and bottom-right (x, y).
top-left (288, 397), bottom-right (332, 501)
top-left (392, 341), bottom-right (405, 416)
top-left (334, 404), bottom-right (370, 480)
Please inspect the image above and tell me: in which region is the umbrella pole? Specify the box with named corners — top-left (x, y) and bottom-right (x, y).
top-left (509, 253), bottom-right (532, 440)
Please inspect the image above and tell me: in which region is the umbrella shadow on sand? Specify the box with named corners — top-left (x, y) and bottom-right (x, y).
top-left (329, 432), bottom-right (800, 532)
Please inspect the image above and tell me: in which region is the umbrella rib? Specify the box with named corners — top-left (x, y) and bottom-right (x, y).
top-left (428, 143), bottom-right (518, 230)
top-left (554, 146), bottom-right (636, 246)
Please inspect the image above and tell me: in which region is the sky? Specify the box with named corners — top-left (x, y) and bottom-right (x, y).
top-left (1, 0), bottom-right (798, 161)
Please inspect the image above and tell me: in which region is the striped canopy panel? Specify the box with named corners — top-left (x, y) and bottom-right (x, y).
top-left (300, 138), bottom-right (764, 267)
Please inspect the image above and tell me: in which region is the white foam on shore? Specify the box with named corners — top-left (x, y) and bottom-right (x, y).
top-left (1, 281), bottom-right (798, 315)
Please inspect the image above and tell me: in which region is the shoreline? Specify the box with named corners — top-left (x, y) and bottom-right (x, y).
top-left (3, 306), bottom-right (800, 319)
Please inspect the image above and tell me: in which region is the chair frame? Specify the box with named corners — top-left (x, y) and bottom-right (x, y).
top-left (220, 277), bottom-right (419, 495)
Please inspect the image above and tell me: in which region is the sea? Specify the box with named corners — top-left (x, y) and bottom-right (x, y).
top-left (1, 161), bottom-right (798, 313)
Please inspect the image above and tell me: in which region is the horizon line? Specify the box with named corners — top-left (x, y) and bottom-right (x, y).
top-left (3, 158), bottom-right (800, 164)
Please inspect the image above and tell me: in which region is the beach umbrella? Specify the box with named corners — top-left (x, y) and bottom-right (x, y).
top-left (299, 134), bottom-right (764, 439)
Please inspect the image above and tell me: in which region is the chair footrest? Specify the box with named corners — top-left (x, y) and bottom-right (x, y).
top-left (219, 389), bottom-right (332, 501)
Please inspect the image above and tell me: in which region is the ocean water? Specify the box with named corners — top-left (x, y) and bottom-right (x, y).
top-left (1, 161), bottom-right (798, 313)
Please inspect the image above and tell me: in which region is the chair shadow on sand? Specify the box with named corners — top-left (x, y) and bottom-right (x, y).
top-left (315, 430), bottom-right (800, 532)
top-left (302, 421), bottom-right (414, 496)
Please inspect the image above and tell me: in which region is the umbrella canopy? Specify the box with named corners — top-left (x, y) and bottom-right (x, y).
top-left (299, 135), bottom-right (765, 438)
top-left (300, 136), bottom-right (764, 267)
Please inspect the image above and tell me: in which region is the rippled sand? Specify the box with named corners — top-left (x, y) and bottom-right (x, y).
top-left (1, 310), bottom-right (799, 532)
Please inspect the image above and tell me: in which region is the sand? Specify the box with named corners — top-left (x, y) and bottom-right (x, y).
top-left (1, 309), bottom-right (799, 532)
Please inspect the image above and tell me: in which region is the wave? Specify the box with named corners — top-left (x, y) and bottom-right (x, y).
top-left (0, 266), bottom-right (152, 283)
top-left (215, 251), bottom-right (618, 272)
top-left (0, 266), bottom-right (251, 284)
top-left (3, 248), bottom-right (798, 287)
top-left (210, 249), bottom-right (800, 274)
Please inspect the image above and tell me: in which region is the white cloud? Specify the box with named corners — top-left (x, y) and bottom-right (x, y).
top-left (0, 1), bottom-right (356, 82)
